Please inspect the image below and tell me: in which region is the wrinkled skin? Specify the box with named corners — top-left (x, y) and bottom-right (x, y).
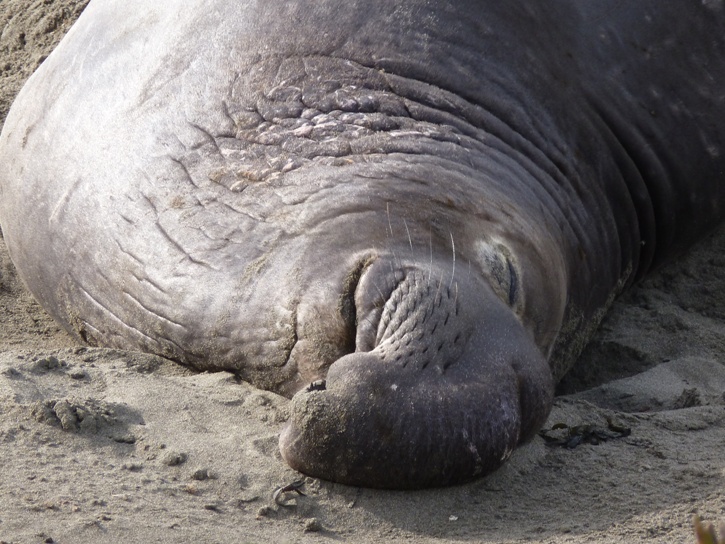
top-left (1, 1), bottom-right (724, 488)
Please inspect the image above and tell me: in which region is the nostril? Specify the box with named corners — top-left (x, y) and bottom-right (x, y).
top-left (340, 257), bottom-right (370, 355)
top-left (352, 255), bottom-right (408, 352)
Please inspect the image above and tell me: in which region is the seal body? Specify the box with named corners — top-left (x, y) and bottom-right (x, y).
top-left (1, 1), bottom-right (724, 488)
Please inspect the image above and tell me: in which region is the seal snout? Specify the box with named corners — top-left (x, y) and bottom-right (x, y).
top-left (279, 263), bottom-right (554, 488)
top-left (371, 269), bottom-right (469, 373)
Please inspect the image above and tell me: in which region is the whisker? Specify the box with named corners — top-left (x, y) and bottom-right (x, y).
top-left (385, 202), bottom-right (401, 270)
top-left (392, 247), bottom-right (401, 271)
top-left (386, 202), bottom-right (394, 238)
top-left (404, 218), bottom-right (414, 256)
top-left (372, 280), bottom-right (386, 304)
top-left (453, 281), bottom-right (459, 314)
top-left (428, 225), bottom-right (433, 287)
top-left (449, 230), bottom-right (456, 291)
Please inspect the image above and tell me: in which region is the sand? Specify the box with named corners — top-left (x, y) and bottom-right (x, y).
top-left (1, 1), bottom-right (723, 542)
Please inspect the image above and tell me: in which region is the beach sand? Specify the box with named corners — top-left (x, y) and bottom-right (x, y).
top-left (1, 2), bottom-right (723, 542)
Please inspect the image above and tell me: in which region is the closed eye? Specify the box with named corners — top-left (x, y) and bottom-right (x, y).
top-left (506, 257), bottom-right (519, 306)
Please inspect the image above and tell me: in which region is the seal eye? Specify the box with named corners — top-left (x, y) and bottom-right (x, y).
top-left (506, 258), bottom-right (519, 306)
top-left (476, 241), bottom-right (522, 312)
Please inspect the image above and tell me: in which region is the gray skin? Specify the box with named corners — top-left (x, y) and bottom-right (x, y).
top-left (1, 0), bottom-right (725, 489)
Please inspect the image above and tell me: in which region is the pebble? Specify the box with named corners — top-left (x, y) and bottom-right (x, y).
top-left (304, 518), bottom-right (322, 532)
top-left (192, 468), bottom-right (210, 481)
top-left (257, 506), bottom-right (272, 518)
top-left (161, 451), bottom-right (188, 466)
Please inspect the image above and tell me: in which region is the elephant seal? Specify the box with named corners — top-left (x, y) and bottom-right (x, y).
top-left (1, 1), bottom-right (724, 489)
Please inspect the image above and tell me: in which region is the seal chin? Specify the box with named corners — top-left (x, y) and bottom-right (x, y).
top-left (279, 264), bottom-right (553, 489)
